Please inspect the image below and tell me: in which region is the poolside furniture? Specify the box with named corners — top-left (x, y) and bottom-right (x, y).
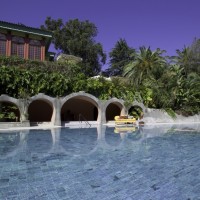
top-left (114, 115), bottom-right (136, 125)
top-left (114, 126), bottom-right (137, 133)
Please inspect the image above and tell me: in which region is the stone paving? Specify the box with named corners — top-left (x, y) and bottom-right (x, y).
top-left (0, 126), bottom-right (200, 200)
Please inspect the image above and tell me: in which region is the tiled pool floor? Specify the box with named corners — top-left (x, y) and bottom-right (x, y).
top-left (0, 125), bottom-right (200, 200)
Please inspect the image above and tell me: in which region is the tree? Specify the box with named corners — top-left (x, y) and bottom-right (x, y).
top-left (105, 38), bottom-right (135, 76)
top-left (123, 46), bottom-right (167, 87)
top-left (174, 38), bottom-right (200, 76)
top-left (41, 17), bottom-right (106, 76)
top-left (189, 38), bottom-right (200, 75)
top-left (173, 46), bottom-right (192, 76)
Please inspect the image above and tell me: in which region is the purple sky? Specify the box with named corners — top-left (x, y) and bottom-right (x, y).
top-left (1, 0), bottom-right (200, 68)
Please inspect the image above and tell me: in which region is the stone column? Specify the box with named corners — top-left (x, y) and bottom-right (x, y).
top-left (19, 98), bottom-right (30, 122)
top-left (53, 98), bottom-right (61, 126)
top-left (121, 106), bottom-right (127, 116)
top-left (98, 100), bottom-right (106, 124)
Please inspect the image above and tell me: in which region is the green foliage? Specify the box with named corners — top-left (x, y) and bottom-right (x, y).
top-left (72, 76), bottom-right (136, 102)
top-left (0, 104), bottom-right (18, 121)
top-left (164, 108), bottom-right (177, 119)
top-left (128, 106), bottom-right (143, 120)
top-left (0, 55), bottom-right (25, 66)
top-left (123, 46), bottom-right (167, 87)
top-left (41, 17), bottom-right (106, 76)
top-left (0, 56), bottom-right (83, 97)
top-left (121, 42), bottom-right (200, 116)
top-left (173, 38), bottom-right (200, 76)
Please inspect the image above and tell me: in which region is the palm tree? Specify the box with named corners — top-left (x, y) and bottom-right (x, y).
top-left (106, 38), bottom-right (135, 76)
top-left (173, 46), bottom-right (191, 76)
top-left (174, 39), bottom-right (200, 76)
top-left (123, 46), bottom-right (166, 87)
top-left (180, 72), bottom-right (200, 115)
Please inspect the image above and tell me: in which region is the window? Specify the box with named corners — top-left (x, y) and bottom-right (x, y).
top-left (0, 33), bottom-right (6, 56)
top-left (29, 39), bottom-right (41, 60)
top-left (11, 36), bottom-right (25, 58)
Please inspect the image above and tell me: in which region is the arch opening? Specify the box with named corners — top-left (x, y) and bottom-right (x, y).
top-left (128, 105), bottom-right (144, 120)
top-left (106, 102), bottom-right (122, 121)
top-left (61, 97), bottom-right (98, 122)
top-left (28, 100), bottom-right (53, 123)
top-left (0, 101), bottom-right (20, 122)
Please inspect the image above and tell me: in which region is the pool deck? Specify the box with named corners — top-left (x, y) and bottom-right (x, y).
top-left (0, 121), bottom-right (200, 132)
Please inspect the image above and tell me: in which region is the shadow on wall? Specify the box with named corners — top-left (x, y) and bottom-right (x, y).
top-left (106, 103), bottom-right (122, 121)
top-left (28, 100), bottom-right (53, 122)
top-left (61, 98), bottom-right (98, 121)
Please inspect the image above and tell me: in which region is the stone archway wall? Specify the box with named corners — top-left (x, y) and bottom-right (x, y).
top-left (0, 93), bottom-right (147, 127)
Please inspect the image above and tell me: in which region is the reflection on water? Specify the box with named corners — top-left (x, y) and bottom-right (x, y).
top-left (0, 132), bottom-right (20, 157)
top-left (27, 130), bottom-right (53, 154)
top-left (59, 128), bottom-right (98, 156)
top-left (0, 123), bottom-right (200, 199)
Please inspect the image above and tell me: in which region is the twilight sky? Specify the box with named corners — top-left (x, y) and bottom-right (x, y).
top-left (1, 0), bottom-right (200, 68)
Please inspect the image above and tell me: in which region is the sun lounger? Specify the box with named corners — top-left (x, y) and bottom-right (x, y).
top-left (114, 115), bottom-right (136, 125)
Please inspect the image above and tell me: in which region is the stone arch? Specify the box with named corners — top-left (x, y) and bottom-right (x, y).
top-left (128, 101), bottom-right (146, 120)
top-left (131, 101), bottom-right (146, 112)
top-left (0, 95), bottom-right (20, 122)
top-left (28, 94), bottom-right (54, 123)
top-left (104, 98), bottom-right (126, 121)
top-left (0, 95), bottom-right (19, 106)
top-left (61, 92), bottom-right (100, 122)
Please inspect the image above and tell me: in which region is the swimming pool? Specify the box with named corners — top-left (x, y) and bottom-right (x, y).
top-left (0, 124), bottom-right (200, 200)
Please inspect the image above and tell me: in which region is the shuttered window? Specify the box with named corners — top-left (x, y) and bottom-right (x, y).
top-left (11, 36), bottom-right (25, 58)
top-left (29, 39), bottom-right (41, 60)
top-left (0, 33), bottom-right (6, 56)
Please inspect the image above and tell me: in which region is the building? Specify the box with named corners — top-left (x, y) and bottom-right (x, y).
top-left (0, 21), bottom-right (53, 61)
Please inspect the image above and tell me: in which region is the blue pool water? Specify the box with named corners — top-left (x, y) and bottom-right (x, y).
top-left (0, 124), bottom-right (200, 200)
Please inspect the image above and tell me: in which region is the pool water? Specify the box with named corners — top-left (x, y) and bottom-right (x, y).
top-left (0, 124), bottom-right (200, 200)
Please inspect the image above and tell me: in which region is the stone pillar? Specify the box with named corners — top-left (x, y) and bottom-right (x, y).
top-left (19, 99), bottom-right (30, 122)
top-left (97, 124), bottom-right (106, 141)
top-left (121, 106), bottom-right (127, 116)
top-left (53, 98), bottom-right (61, 126)
top-left (98, 100), bottom-right (106, 124)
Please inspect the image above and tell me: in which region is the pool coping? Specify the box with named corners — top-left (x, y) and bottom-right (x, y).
top-left (0, 121), bottom-right (200, 131)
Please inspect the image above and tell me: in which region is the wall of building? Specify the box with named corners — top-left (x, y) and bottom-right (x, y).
top-left (0, 31), bottom-right (46, 61)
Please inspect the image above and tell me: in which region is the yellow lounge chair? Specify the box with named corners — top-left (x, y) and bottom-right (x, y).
top-left (114, 126), bottom-right (136, 133)
top-left (114, 115), bottom-right (136, 125)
